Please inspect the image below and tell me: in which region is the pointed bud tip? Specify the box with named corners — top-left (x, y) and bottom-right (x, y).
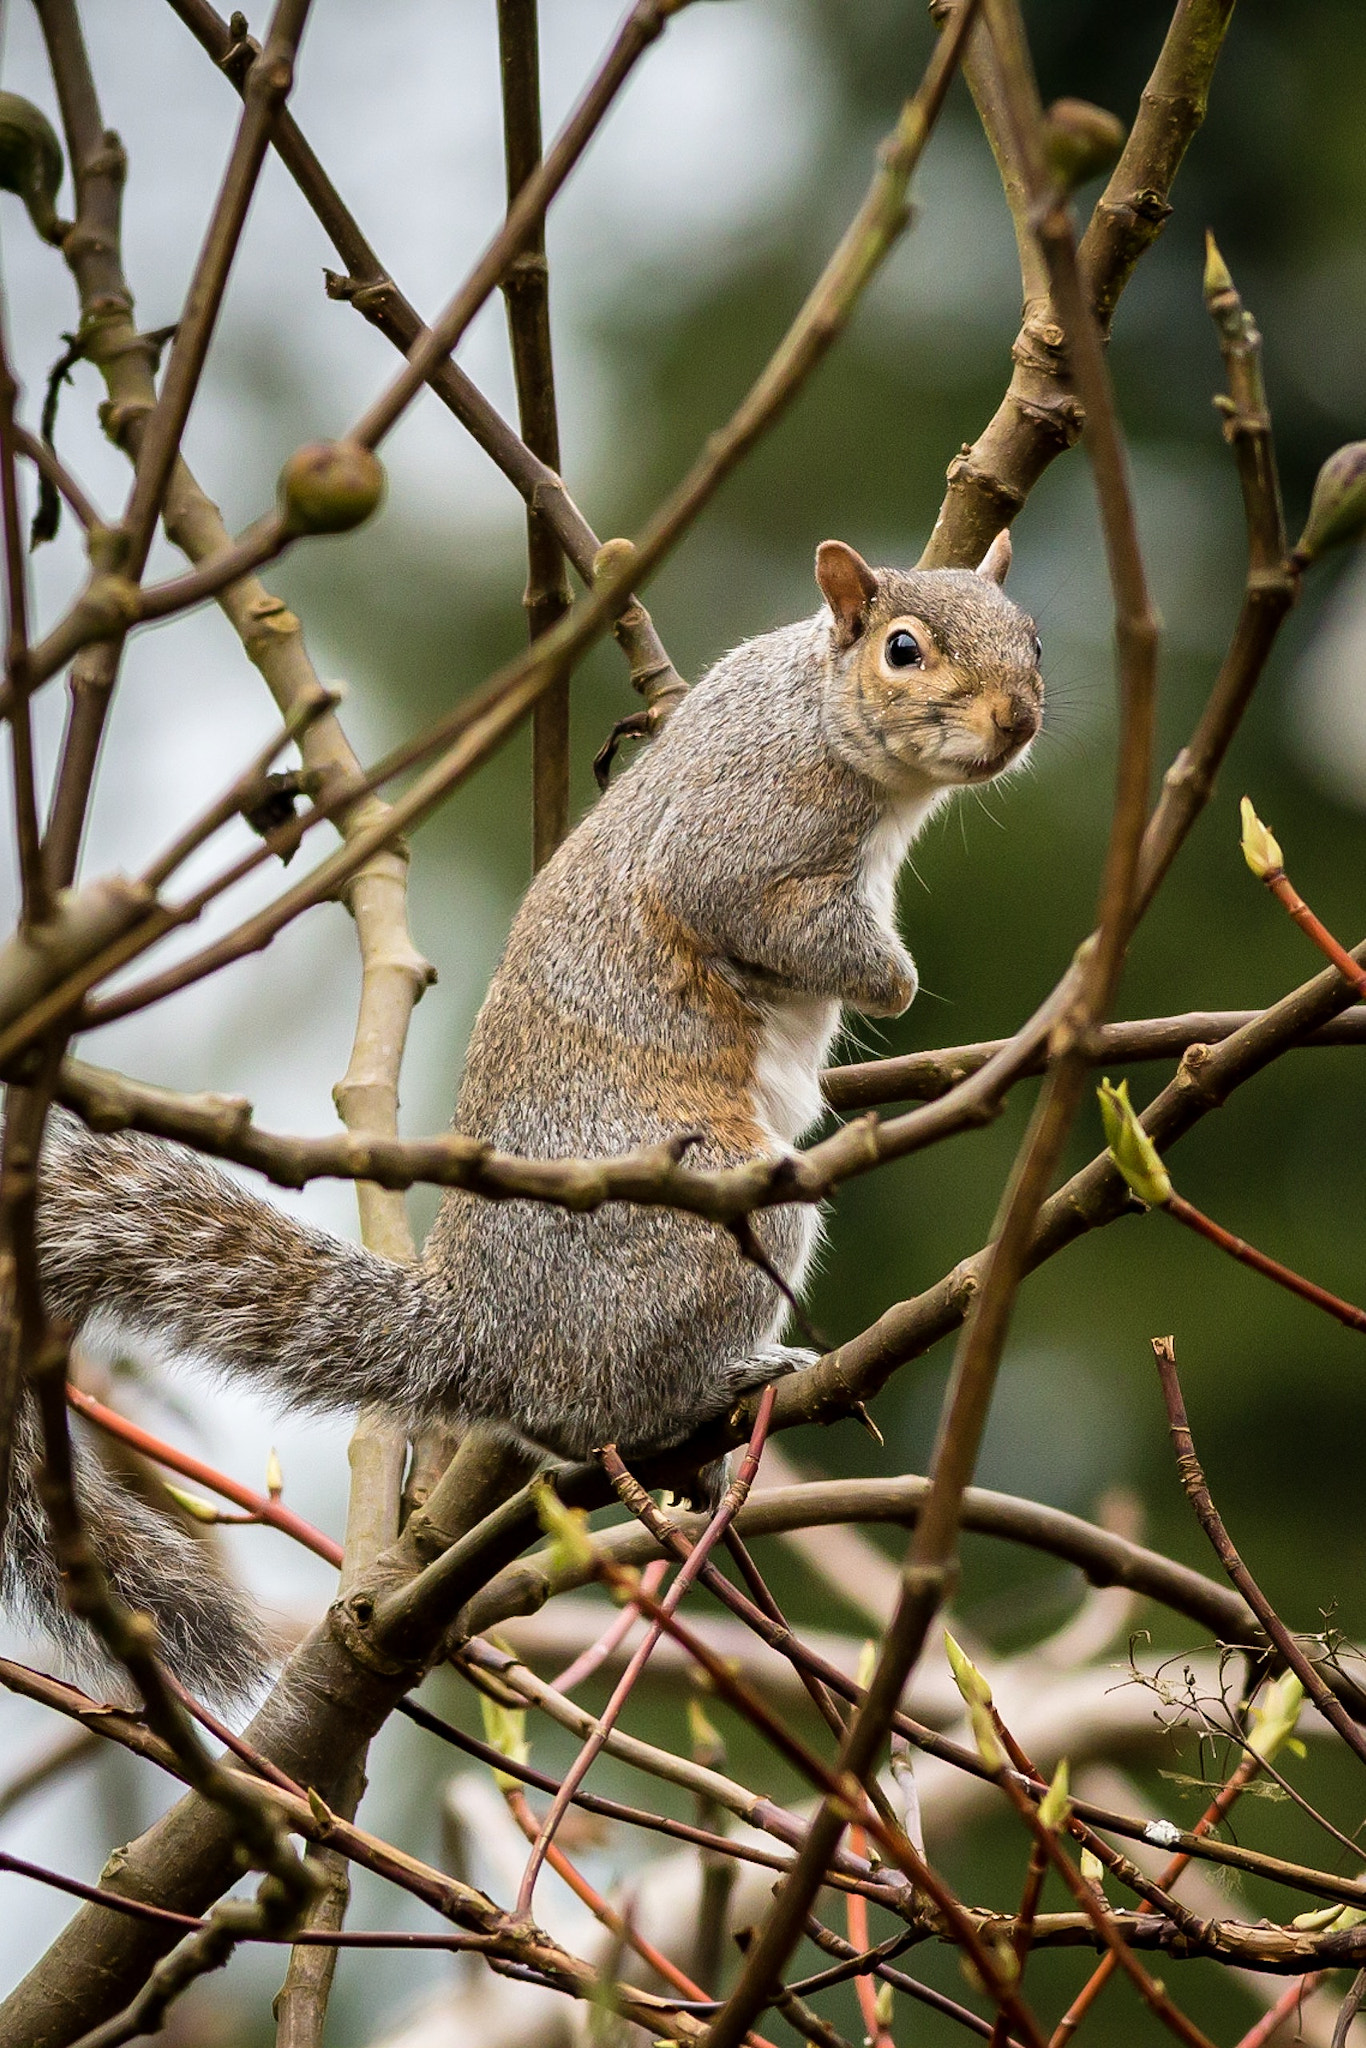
top-left (944, 1630), bottom-right (993, 1709)
top-left (1239, 796), bottom-right (1284, 880)
top-left (1202, 229), bottom-right (1234, 306)
top-left (1039, 1758), bottom-right (1071, 1832)
top-left (1098, 1078), bottom-right (1172, 1207)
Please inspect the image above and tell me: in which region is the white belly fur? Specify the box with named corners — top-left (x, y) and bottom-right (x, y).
top-left (752, 994), bottom-right (842, 1148)
top-left (862, 789), bottom-right (942, 925)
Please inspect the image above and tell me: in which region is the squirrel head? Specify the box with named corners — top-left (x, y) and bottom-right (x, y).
top-left (815, 535), bottom-right (1043, 794)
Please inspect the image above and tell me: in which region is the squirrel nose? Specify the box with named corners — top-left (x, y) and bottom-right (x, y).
top-left (992, 695), bottom-right (1040, 745)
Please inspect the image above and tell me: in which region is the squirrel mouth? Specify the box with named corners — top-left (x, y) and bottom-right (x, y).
top-left (959, 738), bottom-right (1030, 781)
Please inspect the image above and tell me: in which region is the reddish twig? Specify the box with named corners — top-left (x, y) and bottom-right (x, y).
top-left (67, 1384), bottom-right (344, 1567)
top-left (1232, 1975), bottom-right (1327, 2048)
top-left (502, 1786), bottom-right (777, 2046)
top-left (845, 1824), bottom-right (895, 2048)
top-left (550, 1557), bottom-right (670, 1693)
top-left (517, 1385), bottom-right (777, 1914)
top-left (1049, 1738), bottom-right (1264, 2045)
top-left (1164, 1192), bottom-right (1366, 1336)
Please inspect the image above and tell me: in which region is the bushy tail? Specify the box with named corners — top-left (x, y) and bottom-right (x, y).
top-left (19, 1109), bottom-right (469, 1701)
top-left (3, 1392), bottom-right (269, 1704)
top-left (38, 1110), bottom-right (457, 1417)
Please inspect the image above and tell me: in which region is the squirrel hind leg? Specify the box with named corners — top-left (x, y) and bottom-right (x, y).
top-left (3, 1397), bottom-right (269, 1708)
top-left (667, 1346), bottom-right (819, 1509)
top-left (717, 1342), bottom-right (819, 1398)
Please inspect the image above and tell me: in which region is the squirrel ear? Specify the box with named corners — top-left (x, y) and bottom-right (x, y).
top-left (975, 529), bottom-right (1012, 586)
top-left (816, 540), bottom-right (879, 647)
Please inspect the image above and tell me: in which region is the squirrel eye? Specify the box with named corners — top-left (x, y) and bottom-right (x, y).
top-left (885, 628), bottom-right (923, 671)
top-left (1033, 634), bottom-right (1043, 665)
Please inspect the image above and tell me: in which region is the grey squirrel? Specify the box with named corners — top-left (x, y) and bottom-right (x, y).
top-left (17, 536), bottom-right (1043, 1700)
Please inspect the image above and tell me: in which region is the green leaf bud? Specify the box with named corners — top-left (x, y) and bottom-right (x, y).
top-left (0, 92), bottom-right (66, 244)
top-left (162, 1482), bottom-right (222, 1523)
top-left (1239, 796), bottom-right (1284, 881)
top-left (944, 1631), bottom-right (993, 1710)
top-left (532, 1474), bottom-right (596, 1575)
top-left (1294, 441), bottom-right (1366, 565)
top-left (1248, 1670), bottom-right (1305, 1764)
top-left (1038, 1758), bottom-right (1071, 1832)
top-left (479, 1693), bottom-right (529, 1791)
top-left (1098, 1078), bottom-right (1172, 1208)
top-left (1202, 229), bottom-right (1234, 309)
top-left (278, 440), bottom-right (385, 535)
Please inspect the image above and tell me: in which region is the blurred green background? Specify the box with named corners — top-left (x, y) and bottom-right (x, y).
top-left (6, 0), bottom-right (1366, 2041)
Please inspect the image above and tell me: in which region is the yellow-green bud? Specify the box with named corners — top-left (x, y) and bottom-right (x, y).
top-left (265, 1446), bottom-right (284, 1500)
top-left (0, 92), bottom-right (66, 243)
top-left (687, 1695), bottom-right (723, 1761)
top-left (479, 1694), bottom-right (529, 1791)
top-left (162, 1483), bottom-right (221, 1524)
top-left (1202, 229), bottom-right (1235, 308)
top-left (1248, 1670), bottom-right (1305, 1763)
top-left (278, 440), bottom-right (385, 535)
top-left (1041, 98), bottom-right (1126, 193)
top-left (1239, 796), bottom-right (1284, 881)
top-left (1098, 1078), bottom-right (1172, 1208)
top-left (1294, 441), bottom-right (1366, 564)
top-left (1038, 1758), bottom-right (1071, 1832)
top-left (532, 1474), bottom-right (596, 1574)
top-left (1079, 1846), bottom-right (1106, 1890)
top-left (944, 1630), bottom-right (992, 1710)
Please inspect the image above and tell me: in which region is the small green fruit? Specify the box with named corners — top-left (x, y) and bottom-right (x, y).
top-left (1042, 98), bottom-right (1126, 194)
top-left (278, 440), bottom-right (385, 535)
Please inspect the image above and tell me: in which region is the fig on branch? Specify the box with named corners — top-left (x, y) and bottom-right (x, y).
top-left (1042, 98), bottom-right (1126, 195)
top-left (277, 439), bottom-right (385, 535)
top-left (0, 92), bottom-right (66, 244)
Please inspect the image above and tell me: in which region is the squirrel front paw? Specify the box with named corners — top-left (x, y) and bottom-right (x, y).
top-left (848, 948), bottom-right (918, 1018)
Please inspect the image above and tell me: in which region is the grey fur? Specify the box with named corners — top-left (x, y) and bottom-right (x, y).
top-left (23, 550), bottom-right (1043, 1699)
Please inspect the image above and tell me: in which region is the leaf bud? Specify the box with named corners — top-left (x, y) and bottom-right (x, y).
top-left (163, 1482), bottom-right (222, 1524)
top-left (0, 92), bottom-right (66, 243)
top-left (1098, 1078), bottom-right (1172, 1208)
top-left (278, 440), bottom-right (385, 535)
top-left (265, 1445), bottom-right (284, 1500)
top-left (944, 1630), bottom-right (992, 1711)
top-left (1079, 1846), bottom-right (1106, 1891)
top-left (1294, 441), bottom-right (1366, 565)
top-left (532, 1474), bottom-right (596, 1575)
top-left (1247, 1673), bottom-right (1306, 1765)
top-left (479, 1693), bottom-right (529, 1791)
top-left (1041, 98), bottom-right (1126, 194)
top-left (1038, 1758), bottom-right (1071, 1832)
top-left (1239, 796), bottom-right (1284, 881)
top-left (1202, 229), bottom-right (1234, 308)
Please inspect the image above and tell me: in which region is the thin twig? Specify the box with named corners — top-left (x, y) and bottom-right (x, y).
top-left (497, 0), bottom-right (573, 867)
top-left (1152, 1336), bottom-right (1366, 1771)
